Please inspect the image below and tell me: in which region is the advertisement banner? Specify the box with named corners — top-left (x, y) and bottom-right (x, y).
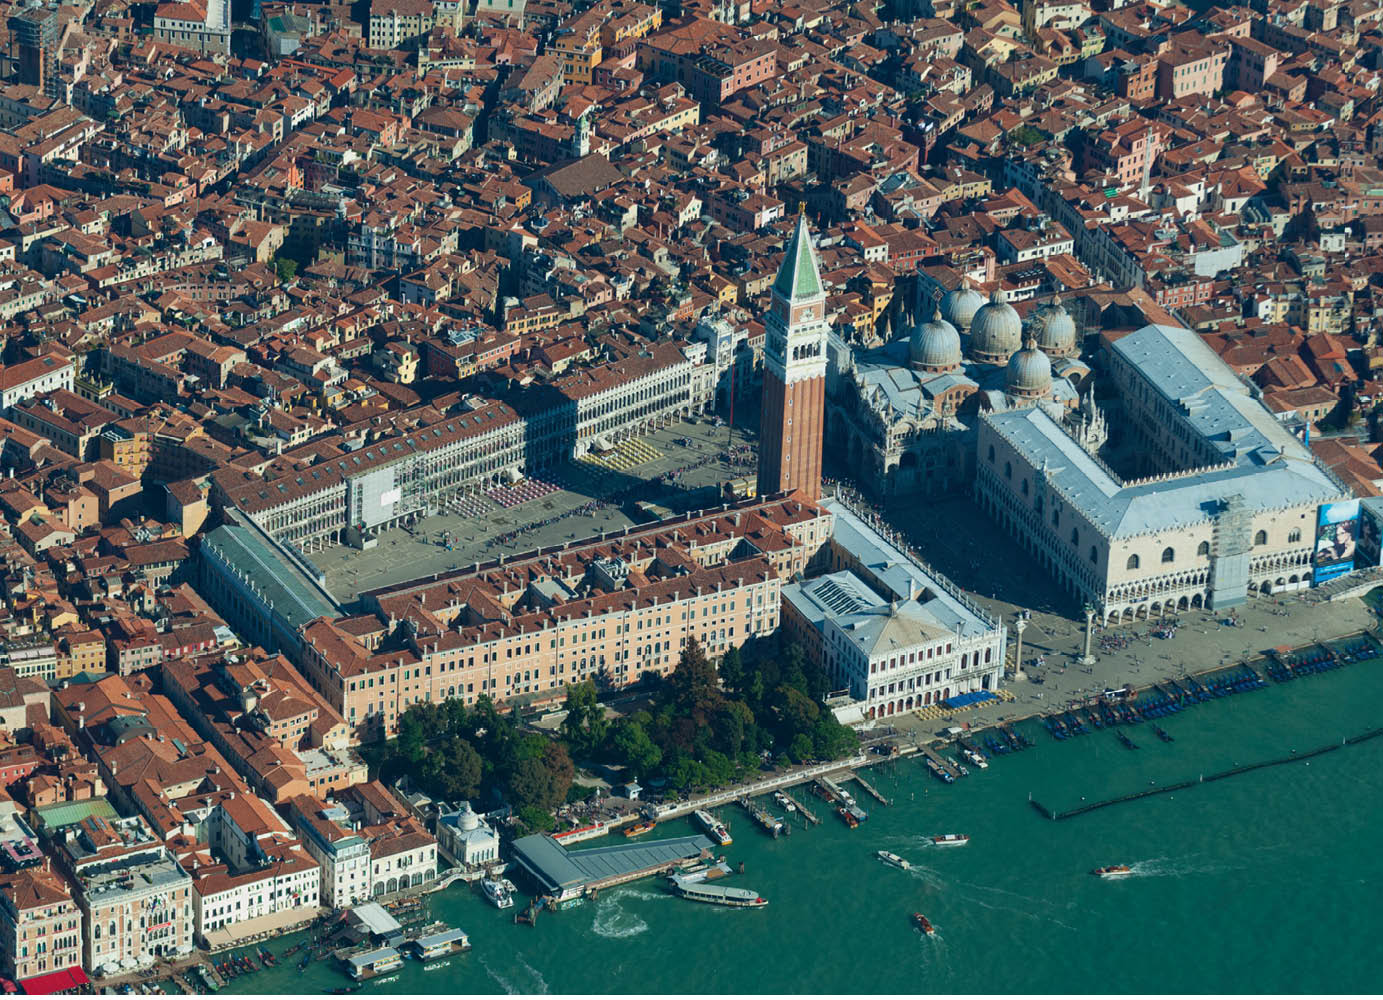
top-left (1312, 499), bottom-right (1361, 585)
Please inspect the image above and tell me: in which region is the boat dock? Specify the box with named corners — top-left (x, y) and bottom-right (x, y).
top-left (844, 772), bottom-right (891, 806)
top-left (920, 746), bottom-right (962, 779)
top-left (780, 789), bottom-right (819, 825)
top-left (738, 798), bottom-right (785, 838)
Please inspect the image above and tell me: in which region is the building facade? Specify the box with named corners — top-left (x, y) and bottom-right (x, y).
top-left (976, 324), bottom-right (1348, 623)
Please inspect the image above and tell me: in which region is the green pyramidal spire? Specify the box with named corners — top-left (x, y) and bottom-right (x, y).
top-left (772, 211), bottom-right (823, 301)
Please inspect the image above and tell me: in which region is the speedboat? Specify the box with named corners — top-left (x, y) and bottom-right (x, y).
top-left (773, 790), bottom-right (796, 812)
top-left (962, 748), bottom-right (988, 769)
top-left (930, 834), bottom-right (969, 847)
top-left (1092, 865), bottom-right (1133, 878)
top-left (912, 913), bottom-right (936, 936)
top-left (876, 850), bottom-right (911, 870)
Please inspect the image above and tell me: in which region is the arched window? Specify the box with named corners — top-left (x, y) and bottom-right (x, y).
top-left (1005, 461), bottom-right (1012, 479)
top-left (1070, 528), bottom-right (1079, 546)
top-left (1197, 540), bottom-right (1210, 557)
top-left (1127, 554), bottom-right (1140, 570)
top-left (1288, 528), bottom-right (1301, 543)
top-left (1020, 479), bottom-right (1029, 496)
top-left (1090, 545), bottom-right (1098, 564)
top-left (1161, 547), bottom-right (1175, 563)
top-left (1254, 529), bottom-right (1267, 546)
top-left (988, 445), bottom-right (996, 462)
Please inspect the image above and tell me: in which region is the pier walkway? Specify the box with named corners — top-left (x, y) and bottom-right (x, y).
top-left (653, 753), bottom-right (870, 823)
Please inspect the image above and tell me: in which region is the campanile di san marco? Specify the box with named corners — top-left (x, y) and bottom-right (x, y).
top-left (756, 211), bottom-right (829, 501)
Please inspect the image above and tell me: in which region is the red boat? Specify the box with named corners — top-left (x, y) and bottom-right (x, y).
top-left (912, 913), bottom-right (936, 936)
top-left (836, 806), bottom-right (858, 829)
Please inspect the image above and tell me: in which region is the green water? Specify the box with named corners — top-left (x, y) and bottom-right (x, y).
top-left (218, 659), bottom-right (1383, 994)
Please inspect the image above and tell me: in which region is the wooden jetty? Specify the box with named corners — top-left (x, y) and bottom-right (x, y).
top-left (920, 746), bottom-right (962, 779)
top-left (780, 789), bottom-right (819, 825)
top-left (843, 771), bottom-right (891, 806)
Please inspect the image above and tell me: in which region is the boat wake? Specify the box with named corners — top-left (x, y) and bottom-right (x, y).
top-left (1123, 857), bottom-right (1234, 878)
top-left (904, 865), bottom-right (948, 890)
top-left (479, 957), bottom-right (521, 995)
top-left (481, 955), bottom-right (550, 995)
top-left (592, 891), bottom-right (651, 939)
top-left (516, 956), bottom-right (551, 994)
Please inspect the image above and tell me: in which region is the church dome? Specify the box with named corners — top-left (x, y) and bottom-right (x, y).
top-left (1030, 295), bottom-right (1077, 357)
top-left (969, 297), bottom-right (1023, 364)
top-left (940, 278), bottom-right (986, 333)
top-left (909, 306), bottom-right (962, 373)
top-left (1006, 337), bottom-right (1053, 399)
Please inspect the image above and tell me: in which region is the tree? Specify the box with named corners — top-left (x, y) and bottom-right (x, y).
top-left (274, 255), bottom-right (298, 283)
top-left (610, 717), bottom-right (661, 775)
top-left (788, 733), bottom-right (815, 764)
top-left (430, 736), bottom-right (482, 802)
top-left (719, 646), bottom-right (746, 696)
top-left (397, 713), bottom-right (426, 765)
top-left (667, 637), bottom-right (719, 715)
top-left (559, 681), bottom-right (608, 758)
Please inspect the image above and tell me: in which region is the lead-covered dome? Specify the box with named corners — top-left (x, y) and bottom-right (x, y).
top-left (1030, 294), bottom-right (1077, 358)
top-left (909, 306), bottom-right (962, 373)
top-left (940, 277), bottom-right (986, 334)
top-left (1006, 337), bottom-right (1053, 399)
top-left (969, 296), bottom-right (1022, 364)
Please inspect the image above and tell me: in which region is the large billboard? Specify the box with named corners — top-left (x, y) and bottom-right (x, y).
top-left (1312, 499), bottom-right (1361, 586)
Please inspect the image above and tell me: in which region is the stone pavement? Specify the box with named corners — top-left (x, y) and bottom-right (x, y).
top-left (314, 417), bottom-right (758, 603)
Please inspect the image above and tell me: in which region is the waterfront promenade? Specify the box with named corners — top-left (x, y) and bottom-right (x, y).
top-left (900, 595), bottom-right (1377, 740)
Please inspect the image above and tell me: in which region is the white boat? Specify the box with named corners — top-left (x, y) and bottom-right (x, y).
top-left (694, 809), bottom-right (732, 846)
top-left (876, 850), bottom-right (911, 870)
top-left (773, 790), bottom-right (796, 812)
top-left (930, 834), bottom-right (969, 847)
top-left (1092, 865), bottom-right (1132, 879)
top-left (962, 748), bottom-right (988, 769)
top-left (480, 877), bottom-right (515, 908)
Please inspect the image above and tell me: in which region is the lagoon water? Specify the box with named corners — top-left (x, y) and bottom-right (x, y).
top-left (217, 657), bottom-right (1383, 995)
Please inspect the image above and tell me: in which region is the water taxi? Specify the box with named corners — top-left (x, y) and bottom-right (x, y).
top-left (877, 850), bottom-right (911, 870)
top-left (1092, 865), bottom-right (1133, 878)
top-left (930, 834), bottom-right (969, 847)
top-left (694, 809), bottom-right (732, 846)
top-left (623, 819), bottom-right (657, 837)
top-left (961, 748), bottom-right (989, 769)
top-left (773, 790), bottom-right (797, 812)
top-left (912, 913), bottom-right (936, 936)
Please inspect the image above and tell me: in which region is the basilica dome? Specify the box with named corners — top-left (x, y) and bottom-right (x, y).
top-left (1030, 295), bottom-right (1077, 358)
top-left (940, 278), bottom-right (986, 334)
top-left (908, 306), bottom-right (962, 373)
top-left (969, 297), bottom-right (1023, 364)
top-left (1006, 337), bottom-right (1053, 399)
